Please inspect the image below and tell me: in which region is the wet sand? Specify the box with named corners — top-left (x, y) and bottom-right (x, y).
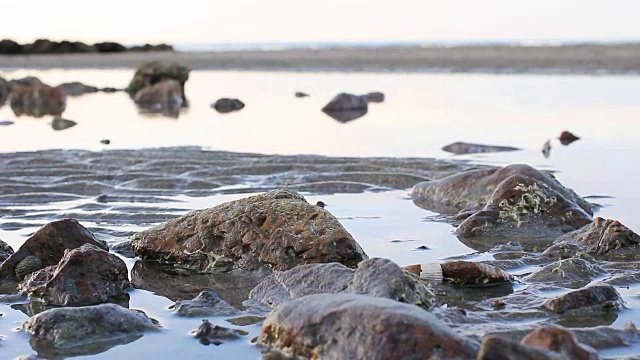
top-left (2, 44), bottom-right (640, 74)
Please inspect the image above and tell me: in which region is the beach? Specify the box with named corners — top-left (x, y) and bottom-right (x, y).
top-left (2, 43), bottom-right (640, 74)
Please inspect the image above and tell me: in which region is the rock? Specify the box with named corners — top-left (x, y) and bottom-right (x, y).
top-left (362, 91), bottom-right (385, 103)
top-left (542, 242), bottom-right (582, 259)
top-left (294, 91), bottom-right (309, 98)
top-left (170, 290), bottom-right (240, 317)
top-left (322, 108), bottom-right (368, 123)
top-left (0, 120), bottom-right (14, 125)
top-left (9, 77), bottom-right (44, 87)
top-left (559, 131), bottom-right (580, 145)
top-left (523, 258), bottom-right (606, 288)
top-left (130, 189), bottom-right (367, 273)
top-left (22, 39), bottom-right (95, 54)
top-left (50, 116), bottom-right (77, 131)
top-left (542, 139), bottom-right (552, 158)
top-left (478, 335), bottom-right (565, 360)
top-left (19, 244), bottom-right (130, 306)
top-left (94, 42), bottom-right (127, 53)
top-left (322, 93), bottom-right (368, 112)
top-left (543, 283), bottom-right (621, 313)
top-left (0, 76), bottom-right (10, 105)
top-left (15, 256), bottom-right (41, 280)
top-left (0, 219), bottom-right (108, 281)
top-left (442, 142), bottom-right (520, 155)
top-left (411, 164), bottom-right (592, 216)
top-left (9, 84), bottom-right (66, 117)
top-left (100, 139), bottom-right (111, 145)
top-left (455, 174), bottom-right (593, 239)
top-left (128, 43), bottom-right (174, 52)
top-left (249, 258), bottom-right (435, 309)
top-left (441, 260), bottom-right (514, 286)
top-left (521, 325), bottom-right (599, 360)
top-left (258, 293), bottom-right (480, 359)
top-left (192, 319), bottom-right (248, 346)
top-left (0, 39), bottom-right (23, 54)
top-left (111, 240), bottom-right (135, 258)
top-left (553, 217), bottom-right (640, 259)
top-left (0, 238), bottom-right (13, 262)
top-left (126, 61), bottom-right (190, 105)
top-left (211, 98), bottom-right (245, 113)
top-left (57, 82), bottom-right (99, 97)
top-left (226, 315), bottom-right (265, 326)
top-left (133, 79), bottom-right (184, 108)
top-left (23, 303), bottom-right (160, 358)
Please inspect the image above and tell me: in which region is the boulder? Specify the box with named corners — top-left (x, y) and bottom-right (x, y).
top-left (258, 293), bottom-right (480, 359)
top-left (543, 283), bottom-right (621, 313)
top-left (9, 84), bottom-right (66, 117)
top-left (442, 142), bottom-right (520, 155)
top-left (455, 174), bottom-right (593, 239)
top-left (411, 164), bottom-right (593, 216)
top-left (170, 290), bottom-right (240, 317)
top-left (211, 98), bottom-right (245, 113)
top-left (19, 244), bottom-right (130, 306)
top-left (553, 217), bottom-right (640, 259)
top-left (133, 79), bottom-right (183, 107)
top-left (23, 303), bottom-right (160, 358)
top-left (94, 42), bottom-right (127, 53)
top-left (130, 189), bottom-right (367, 273)
top-left (0, 219), bottom-right (108, 281)
top-left (57, 82), bottom-right (99, 97)
top-left (0, 39), bottom-right (23, 54)
top-left (521, 325), bottom-right (599, 360)
top-left (9, 76), bottom-right (44, 87)
top-left (559, 131), bottom-right (580, 146)
top-left (322, 93), bottom-right (368, 112)
top-left (126, 61), bottom-right (190, 104)
top-left (362, 91), bottom-right (385, 103)
top-left (50, 116), bottom-right (77, 131)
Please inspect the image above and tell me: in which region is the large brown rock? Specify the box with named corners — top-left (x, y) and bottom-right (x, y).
top-left (441, 260), bottom-right (513, 286)
top-left (258, 293), bottom-right (479, 360)
top-left (553, 217), bottom-right (640, 259)
top-left (0, 219), bottom-right (108, 281)
top-left (19, 244), bottom-right (130, 306)
top-left (130, 189), bottom-right (367, 273)
top-left (9, 84), bottom-right (67, 117)
top-left (411, 164), bottom-right (592, 216)
top-left (456, 174), bottom-right (593, 239)
top-left (521, 325), bottom-right (599, 360)
top-left (543, 283), bottom-right (621, 314)
top-left (126, 61), bottom-right (190, 104)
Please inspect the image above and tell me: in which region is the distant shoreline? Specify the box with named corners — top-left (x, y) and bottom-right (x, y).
top-left (2, 44), bottom-right (640, 75)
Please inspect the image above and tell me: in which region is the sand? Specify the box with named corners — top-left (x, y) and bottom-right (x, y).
top-left (2, 44), bottom-right (640, 74)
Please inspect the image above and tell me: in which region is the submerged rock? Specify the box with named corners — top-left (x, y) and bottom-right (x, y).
top-left (456, 174), bottom-right (593, 239)
top-left (0, 219), bottom-right (108, 281)
top-left (441, 260), bottom-right (513, 286)
top-left (212, 98), bottom-right (245, 113)
top-left (543, 283), bottom-right (621, 314)
top-left (133, 79), bottom-right (183, 118)
top-left (23, 303), bottom-right (160, 358)
top-left (170, 291), bottom-right (240, 317)
top-left (9, 84), bottom-right (66, 117)
top-left (521, 325), bottom-right (599, 360)
top-left (553, 217), bottom-right (640, 259)
top-left (57, 82), bottom-right (99, 97)
top-left (126, 61), bottom-right (190, 105)
top-left (559, 131), bottom-right (580, 146)
top-left (192, 319), bottom-right (248, 346)
top-left (523, 258), bottom-right (606, 289)
top-left (130, 189), bottom-right (367, 273)
top-left (442, 142), bottom-right (520, 155)
top-left (50, 116), bottom-right (77, 131)
top-left (362, 91), bottom-right (385, 103)
top-left (19, 244), bottom-right (130, 306)
top-left (258, 293), bottom-right (479, 360)
top-left (411, 164), bottom-right (592, 216)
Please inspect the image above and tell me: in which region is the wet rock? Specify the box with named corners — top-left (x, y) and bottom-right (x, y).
top-left (294, 91), bottom-right (309, 98)
top-left (572, 323), bottom-right (640, 350)
top-left (50, 116), bottom-right (77, 131)
top-left (9, 84), bottom-right (66, 117)
top-left (226, 315), bottom-right (265, 326)
top-left (130, 189), bottom-right (367, 273)
top-left (192, 319), bottom-right (248, 346)
top-left (133, 79), bottom-right (183, 118)
top-left (478, 335), bottom-right (565, 360)
top-left (441, 260), bottom-right (514, 286)
top-left (0, 238), bottom-right (13, 262)
top-left (14, 256), bottom-right (41, 280)
top-left (126, 61), bottom-right (190, 105)
top-left (543, 283), bottom-right (621, 314)
top-left (57, 82), bottom-right (100, 97)
top-left (23, 303), bottom-right (160, 358)
top-left (19, 244), bottom-right (129, 306)
top-left (128, 43), bottom-right (174, 52)
top-left (170, 290), bottom-right (240, 317)
top-left (249, 258), bottom-right (435, 309)
top-left (22, 39), bottom-right (95, 54)
top-left (0, 39), bottom-right (23, 54)
top-left (559, 131), bottom-right (580, 145)
top-left (0, 219), bottom-right (108, 281)
top-left (322, 93), bottom-right (368, 112)
top-left (211, 98), bottom-right (245, 113)
top-left (411, 164), bottom-right (592, 216)
top-left (523, 258), bottom-right (606, 288)
top-left (362, 91), bottom-right (385, 103)
top-left (521, 325), bottom-right (599, 360)
top-left (111, 240), bottom-right (135, 258)
top-left (258, 293), bottom-right (479, 359)
top-left (553, 217), bottom-right (640, 259)
top-left (542, 139), bottom-right (551, 158)
top-left (456, 174), bottom-right (593, 239)
top-left (542, 242), bottom-right (582, 259)
top-left (9, 76), bottom-right (44, 87)
top-left (100, 139), bottom-right (111, 145)
top-left (94, 42), bottom-right (127, 53)
top-left (0, 76), bottom-right (10, 105)
top-left (442, 142), bottom-right (520, 155)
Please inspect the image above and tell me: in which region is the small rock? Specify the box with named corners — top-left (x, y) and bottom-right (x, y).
top-left (57, 82), bottom-right (99, 97)
top-left (211, 98), bottom-right (245, 113)
top-left (294, 92), bottom-right (309, 98)
top-left (95, 194), bottom-right (109, 203)
top-left (362, 91), bottom-right (385, 103)
top-left (226, 315), bottom-right (265, 326)
top-left (15, 256), bottom-right (41, 280)
top-left (110, 240), bottom-right (135, 258)
top-left (322, 93), bottom-right (367, 112)
top-left (192, 319), bottom-right (247, 346)
top-left (442, 142), bottom-right (520, 155)
top-left (542, 139), bottom-right (551, 158)
top-left (543, 283), bottom-right (621, 313)
top-left (478, 335), bottom-right (565, 360)
top-left (521, 325), bottom-right (599, 360)
top-left (134, 79), bottom-right (183, 108)
top-left (100, 139), bottom-right (111, 145)
top-left (126, 61), bottom-right (190, 105)
top-left (170, 291), bottom-right (240, 317)
top-left (315, 200), bottom-right (326, 208)
top-left (441, 260), bottom-right (513, 286)
top-left (9, 83), bottom-right (66, 118)
top-left (50, 116), bottom-right (76, 131)
top-left (559, 131), bottom-right (580, 146)
top-left (0, 238), bottom-right (13, 262)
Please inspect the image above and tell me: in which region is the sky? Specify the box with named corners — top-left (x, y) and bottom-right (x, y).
top-left (1, 0), bottom-right (640, 45)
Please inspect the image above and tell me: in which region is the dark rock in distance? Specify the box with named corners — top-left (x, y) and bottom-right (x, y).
top-left (322, 93), bottom-right (367, 112)
top-left (294, 92), bottom-right (309, 98)
top-left (23, 303), bottom-right (160, 358)
top-left (19, 244), bottom-right (130, 306)
top-left (51, 116), bottom-right (77, 131)
top-left (94, 42), bottom-right (127, 53)
top-left (543, 283), bottom-right (621, 313)
top-left (362, 91), bottom-right (385, 103)
top-left (322, 108), bottom-right (368, 123)
top-left (212, 98), bottom-right (245, 113)
top-left (130, 189), bottom-right (367, 273)
top-left (0, 39), bottom-right (23, 54)
top-left (559, 131), bottom-right (580, 146)
top-left (258, 293), bottom-right (480, 360)
top-left (57, 82), bottom-right (99, 97)
top-left (100, 139), bottom-right (111, 145)
top-left (442, 142), bottom-right (520, 155)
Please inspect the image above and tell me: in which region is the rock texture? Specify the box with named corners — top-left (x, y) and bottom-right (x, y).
top-left (19, 244), bottom-right (130, 306)
top-left (51, 116), bottom-right (77, 131)
top-left (258, 293), bottom-right (479, 360)
top-left (553, 217), bottom-right (640, 259)
top-left (130, 189), bottom-right (367, 272)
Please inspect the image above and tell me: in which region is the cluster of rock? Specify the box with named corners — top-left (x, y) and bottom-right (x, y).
top-left (0, 39), bottom-right (173, 55)
top-left (126, 61), bottom-right (190, 118)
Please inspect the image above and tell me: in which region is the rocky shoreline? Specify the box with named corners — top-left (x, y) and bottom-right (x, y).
top-left (0, 39), bottom-right (173, 55)
top-left (0, 147), bottom-right (639, 358)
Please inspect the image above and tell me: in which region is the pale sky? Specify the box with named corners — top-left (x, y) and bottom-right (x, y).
top-left (2, 0), bottom-right (639, 45)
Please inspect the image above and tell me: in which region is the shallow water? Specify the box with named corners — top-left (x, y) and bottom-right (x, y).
top-left (1, 69), bottom-right (640, 358)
